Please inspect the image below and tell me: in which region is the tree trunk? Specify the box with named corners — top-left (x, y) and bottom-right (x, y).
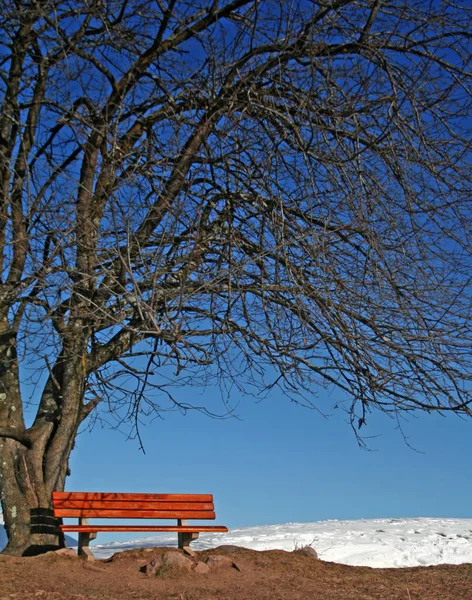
top-left (0, 314), bottom-right (87, 556)
top-left (0, 438), bottom-right (67, 556)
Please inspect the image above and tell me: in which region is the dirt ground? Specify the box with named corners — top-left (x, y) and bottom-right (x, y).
top-left (1, 546), bottom-right (472, 600)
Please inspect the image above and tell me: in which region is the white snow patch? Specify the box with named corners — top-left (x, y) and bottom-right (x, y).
top-left (90, 517), bottom-right (472, 568)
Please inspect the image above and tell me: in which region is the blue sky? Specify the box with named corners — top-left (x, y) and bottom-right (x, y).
top-left (67, 384), bottom-right (472, 544)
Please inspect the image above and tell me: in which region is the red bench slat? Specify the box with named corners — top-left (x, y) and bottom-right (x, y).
top-left (52, 492), bottom-right (213, 503)
top-left (54, 509), bottom-right (216, 519)
top-left (60, 525), bottom-right (229, 533)
top-left (53, 500), bottom-right (214, 511)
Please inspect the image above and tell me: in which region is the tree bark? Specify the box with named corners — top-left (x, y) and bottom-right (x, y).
top-left (0, 316), bottom-right (82, 555)
top-left (0, 439), bottom-right (66, 556)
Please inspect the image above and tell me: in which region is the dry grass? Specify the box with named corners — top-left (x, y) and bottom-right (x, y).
top-left (1, 546), bottom-right (472, 600)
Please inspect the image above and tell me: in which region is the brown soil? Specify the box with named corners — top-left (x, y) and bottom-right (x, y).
top-left (1, 546), bottom-right (471, 600)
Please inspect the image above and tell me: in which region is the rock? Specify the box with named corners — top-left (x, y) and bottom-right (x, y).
top-left (141, 556), bottom-right (163, 576)
top-left (54, 547), bottom-right (77, 557)
top-left (141, 551), bottom-right (193, 576)
top-left (293, 546), bottom-right (318, 559)
top-left (39, 547), bottom-right (77, 559)
top-left (162, 551), bottom-right (193, 571)
top-left (204, 555), bottom-right (233, 569)
top-left (204, 555), bottom-right (241, 572)
top-left (193, 561), bottom-right (210, 574)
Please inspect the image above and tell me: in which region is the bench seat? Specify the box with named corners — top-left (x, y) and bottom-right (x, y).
top-left (61, 525), bottom-right (228, 533)
top-left (51, 491), bottom-right (228, 559)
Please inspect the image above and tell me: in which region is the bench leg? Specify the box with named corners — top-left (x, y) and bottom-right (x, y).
top-left (177, 520), bottom-right (199, 556)
top-left (178, 531), bottom-right (199, 555)
top-left (78, 519), bottom-right (97, 560)
top-left (78, 532), bottom-right (97, 560)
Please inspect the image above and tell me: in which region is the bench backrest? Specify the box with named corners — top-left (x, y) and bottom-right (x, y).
top-left (52, 492), bottom-right (216, 520)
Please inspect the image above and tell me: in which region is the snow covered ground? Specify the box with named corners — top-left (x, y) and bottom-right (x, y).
top-left (88, 517), bottom-right (472, 568)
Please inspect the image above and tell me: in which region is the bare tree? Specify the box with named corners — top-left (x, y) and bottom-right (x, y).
top-left (0, 0), bottom-right (471, 555)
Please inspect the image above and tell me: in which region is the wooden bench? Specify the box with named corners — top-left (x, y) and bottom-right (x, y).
top-left (52, 491), bottom-right (228, 559)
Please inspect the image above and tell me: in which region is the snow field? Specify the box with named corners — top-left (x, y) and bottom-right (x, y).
top-left (89, 517), bottom-right (472, 568)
